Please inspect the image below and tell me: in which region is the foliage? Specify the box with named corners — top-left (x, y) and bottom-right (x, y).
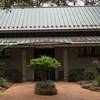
top-left (0, 77), bottom-right (9, 88)
top-left (35, 81), bottom-right (57, 95)
top-left (83, 71), bottom-right (95, 81)
top-left (36, 80), bottom-right (55, 88)
top-left (95, 76), bottom-right (100, 86)
top-left (0, 0), bottom-right (99, 8)
top-left (91, 80), bottom-right (99, 87)
top-left (4, 69), bottom-right (22, 82)
top-left (81, 75), bottom-right (100, 92)
top-left (68, 69), bottom-right (96, 82)
top-left (29, 55), bottom-right (61, 81)
top-left (14, 0), bottom-right (34, 8)
top-left (0, 0), bottom-right (34, 8)
top-left (29, 55), bottom-right (61, 70)
top-left (68, 69), bottom-right (85, 82)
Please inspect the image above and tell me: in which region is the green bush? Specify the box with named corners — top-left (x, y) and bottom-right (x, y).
top-left (84, 71), bottom-right (95, 81)
top-left (68, 69), bottom-right (85, 82)
top-left (5, 69), bottom-right (22, 82)
top-left (35, 81), bottom-right (57, 95)
top-left (28, 55), bottom-right (61, 81)
top-left (36, 81), bottom-right (55, 89)
top-left (0, 77), bottom-right (8, 88)
top-left (29, 55), bottom-right (61, 70)
top-left (68, 68), bottom-right (96, 82)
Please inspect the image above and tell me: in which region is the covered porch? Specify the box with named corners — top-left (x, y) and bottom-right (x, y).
top-left (0, 36), bottom-right (100, 82)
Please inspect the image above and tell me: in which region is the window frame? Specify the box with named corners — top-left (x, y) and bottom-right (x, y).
top-left (77, 47), bottom-right (100, 57)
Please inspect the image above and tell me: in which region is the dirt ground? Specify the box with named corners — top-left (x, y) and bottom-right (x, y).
top-left (0, 82), bottom-right (100, 100)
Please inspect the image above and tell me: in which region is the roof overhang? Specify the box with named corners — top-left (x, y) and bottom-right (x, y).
top-left (0, 37), bottom-right (100, 48)
top-left (0, 28), bottom-right (100, 34)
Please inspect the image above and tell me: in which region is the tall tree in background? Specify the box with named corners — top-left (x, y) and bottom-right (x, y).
top-left (0, 0), bottom-right (34, 8)
top-left (0, 0), bottom-right (99, 8)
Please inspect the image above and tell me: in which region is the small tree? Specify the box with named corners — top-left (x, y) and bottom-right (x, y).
top-left (28, 55), bottom-right (61, 81)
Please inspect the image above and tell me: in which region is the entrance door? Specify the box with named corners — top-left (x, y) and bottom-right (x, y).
top-left (34, 48), bottom-right (55, 81)
top-left (34, 48), bottom-right (55, 58)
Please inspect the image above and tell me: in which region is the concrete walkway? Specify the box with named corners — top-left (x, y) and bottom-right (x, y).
top-left (0, 82), bottom-right (100, 100)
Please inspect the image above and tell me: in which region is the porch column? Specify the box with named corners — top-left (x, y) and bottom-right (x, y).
top-left (63, 48), bottom-right (68, 81)
top-left (22, 50), bottom-right (27, 81)
top-left (55, 48), bottom-right (59, 81)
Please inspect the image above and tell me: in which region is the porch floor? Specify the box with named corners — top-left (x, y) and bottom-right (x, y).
top-left (0, 82), bottom-right (100, 100)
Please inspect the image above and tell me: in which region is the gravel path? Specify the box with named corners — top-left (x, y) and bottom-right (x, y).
top-left (0, 82), bottom-right (100, 100)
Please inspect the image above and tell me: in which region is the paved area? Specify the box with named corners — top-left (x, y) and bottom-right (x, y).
top-left (0, 82), bottom-right (100, 100)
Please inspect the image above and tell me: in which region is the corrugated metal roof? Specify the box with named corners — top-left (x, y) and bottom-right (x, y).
top-left (0, 36), bottom-right (100, 46)
top-left (0, 7), bottom-right (100, 32)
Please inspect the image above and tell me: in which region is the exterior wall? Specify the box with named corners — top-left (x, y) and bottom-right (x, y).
top-left (3, 46), bottom-right (100, 81)
top-left (25, 48), bottom-right (34, 81)
top-left (68, 47), bottom-right (100, 70)
top-left (55, 46), bottom-right (100, 81)
top-left (5, 48), bottom-right (22, 72)
top-left (3, 48), bottom-right (34, 81)
top-left (55, 48), bottom-right (64, 81)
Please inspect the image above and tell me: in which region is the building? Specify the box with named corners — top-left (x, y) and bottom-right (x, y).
top-left (0, 7), bottom-right (100, 81)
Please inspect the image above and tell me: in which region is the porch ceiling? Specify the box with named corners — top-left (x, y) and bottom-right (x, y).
top-left (0, 36), bottom-right (100, 46)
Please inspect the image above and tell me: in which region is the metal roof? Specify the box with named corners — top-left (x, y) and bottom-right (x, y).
top-left (0, 7), bottom-right (100, 32)
top-left (1, 36), bottom-right (100, 46)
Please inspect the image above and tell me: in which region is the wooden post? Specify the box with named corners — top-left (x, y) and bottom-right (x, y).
top-left (22, 50), bottom-right (27, 81)
top-left (63, 48), bottom-right (68, 81)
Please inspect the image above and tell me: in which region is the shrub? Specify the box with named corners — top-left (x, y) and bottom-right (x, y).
top-left (95, 76), bottom-right (100, 86)
top-left (29, 55), bottom-right (61, 70)
top-left (0, 77), bottom-right (9, 88)
top-left (5, 69), bottom-right (22, 82)
top-left (36, 81), bottom-right (55, 88)
top-left (68, 69), bottom-right (85, 82)
top-left (91, 80), bottom-right (99, 87)
top-left (83, 71), bottom-right (95, 81)
top-left (68, 68), bottom-right (96, 82)
top-left (35, 81), bottom-right (57, 95)
top-left (28, 55), bottom-right (61, 81)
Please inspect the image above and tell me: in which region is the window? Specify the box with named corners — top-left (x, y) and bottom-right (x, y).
top-left (0, 49), bottom-right (10, 57)
top-left (95, 47), bottom-right (100, 56)
top-left (78, 47), bottom-right (100, 57)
